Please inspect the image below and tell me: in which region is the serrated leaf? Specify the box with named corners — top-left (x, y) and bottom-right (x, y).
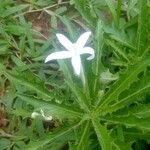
top-left (113, 140), bottom-right (132, 150)
top-left (103, 26), bottom-right (136, 50)
top-left (97, 59), bottom-right (150, 112)
top-left (106, 39), bottom-right (129, 62)
top-left (129, 103), bottom-right (150, 118)
top-left (4, 70), bottom-right (54, 100)
top-left (137, 0), bottom-right (150, 56)
top-left (9, 109), bottom-right (31, 119)
top-left (103, 115), bottom-right (150, 131)
top-left (103, 73), bottom-right (150, 114)
top-left (25, 124), bottom-right (77, 150)
top-left (124, 129), bottom-right (150, 143)
top-left (18, 94), bottom-right (83, 119)
top-left (92, 119), bottom-right (113, 150)
top-left (76, 121), bottom-right (90, 150)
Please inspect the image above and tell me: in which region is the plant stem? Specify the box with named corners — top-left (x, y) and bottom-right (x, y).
top-left (80, 64), bottom-right (85, 87)
top-left (80, 64), bottom-right (90, 106)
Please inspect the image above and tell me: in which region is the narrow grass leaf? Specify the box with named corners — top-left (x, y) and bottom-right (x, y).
top-left (137, 0), bottom-right (150, 56)
top-left (105, 0), bottom-right (118, 27)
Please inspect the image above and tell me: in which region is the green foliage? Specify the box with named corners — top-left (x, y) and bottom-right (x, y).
top-left (1, 0), bottom-right (150, 150)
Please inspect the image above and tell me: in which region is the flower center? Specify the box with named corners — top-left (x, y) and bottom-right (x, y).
top-left (72, 43), bottom-right (80, 56)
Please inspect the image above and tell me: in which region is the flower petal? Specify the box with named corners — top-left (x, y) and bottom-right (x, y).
top-left (76, 31), bottom-right (91, 49)
top-left (31, 112), bottom-right (40, 119)
top-left (56, 33), bottom-right (74, 51)
top-left (80, 47), bottom-right (95, 60)
top-left (71, 56), bottom-right (81, 75)
top-left (45, 51), bottom-right (72, 63)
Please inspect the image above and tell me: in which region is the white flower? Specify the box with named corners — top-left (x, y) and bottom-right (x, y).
top-left (45, 32), bottom-right (95, 75)
top-left (31, 109), bottom-right (52, 121)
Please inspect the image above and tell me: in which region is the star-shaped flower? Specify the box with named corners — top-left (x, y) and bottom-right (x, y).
top-left (45, 31), bottom-right (95, 75)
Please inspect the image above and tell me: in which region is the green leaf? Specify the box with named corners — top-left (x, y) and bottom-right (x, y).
top-left (124, 128), bottom-right (150, 143)
top-left (97, 59), bottom-right (150, 112)
top-left (92, 119), bottom-right (113, 150)
top-left (116, 0), bottom-right (122, 28)
top-left (104, 0), bottom-right (118, 26)
top-left (5, 25), bottom-right (26, 36)
top-left (18, 94), bottom-right (83, 119)
top-left (58, 60), bottom-right (89, 112)
top-left (40, 36), bottom-right (54, 52)
top-left (103, 73), bottom-right (150, 114)
top-left (113, 140), bottom-right (132, 150)
top-left (106, 39), bottom-right (129, 62)
top-left (9, 108), bottom-right (31, 119)
top-left (0, 45), bottom-right (9, 55)
top-left (4, 70), bottom-right (54, 100)
top-left (2, 4), bottom-right (29, 18)
top-left (26, 25), bottom-right (35, 52)
top-left (51, 15), bottom-right (57, 29)
top-left (104, 26), bottom-right (136, 50)
top-left (129, 103), bottom-right (150, 118)
top-left (103, 115), bottom-right (150, 131)
top-left (11, 55), bottom-right (27, 67)
top-left (55, 6), bottom-right (67, 14)
top-left (92, 20), bottom-right (104, 104)
top-left (74, 0), bottom-right (97, 28)
top-left (137, 0), bottom-right (150, 56)
top-left (0, 138), bottom-right (11, 150)
top-left (58, 15), bottom-right (77, 40)
top-left (76, 121), bottom-right (90, 150)
top-left (25, 124), bottom-right (77, 150)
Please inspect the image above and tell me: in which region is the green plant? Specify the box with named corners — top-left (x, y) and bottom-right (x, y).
top-left (1, 0), bottom-right (150, 150)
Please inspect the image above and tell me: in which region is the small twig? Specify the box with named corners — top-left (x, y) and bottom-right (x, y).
top-left (72, 18), bottom-right (89, 31)
top-left (0, 133), bottom-right (15, 138)
top-left (32, 29), bottom-right (48, 40)
top-left (14, 1), bottom-right (69, 18)
top-left (0, 130), bottom-right (15, 138)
